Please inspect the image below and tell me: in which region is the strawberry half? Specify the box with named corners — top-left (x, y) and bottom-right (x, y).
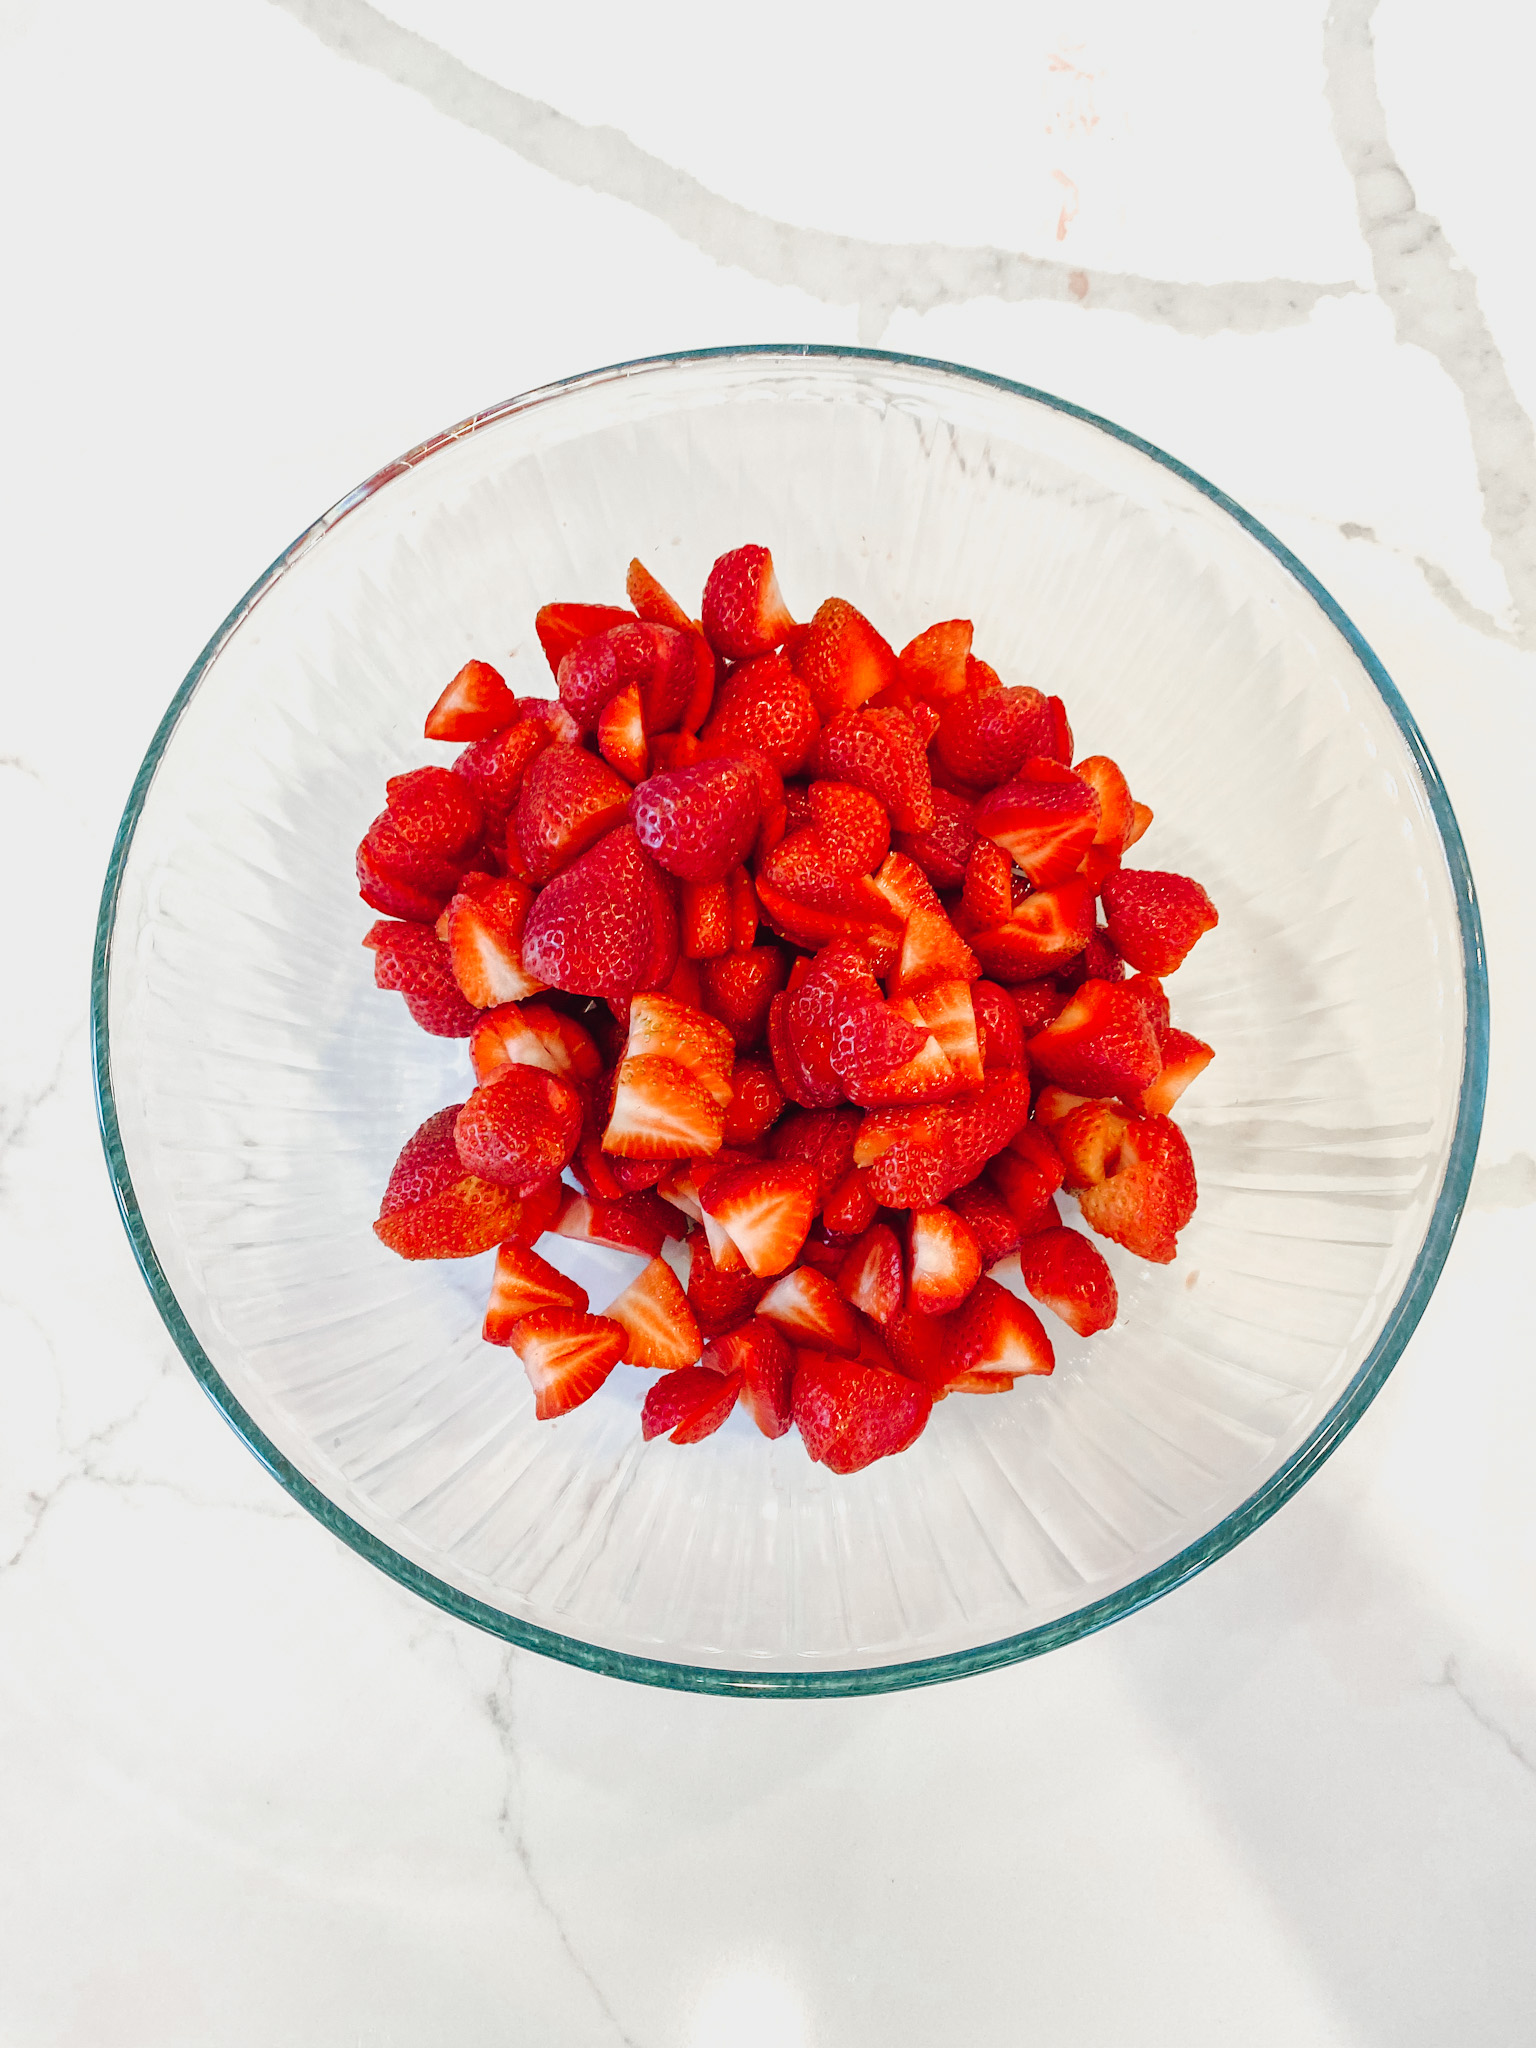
top-left (626, 557), bottom-right (695, 634)
top-left (681, 880), bottom-right (731, 960)
top-left (970, 980), bottom-right (1024, 1070)
top-left (425, 659), bottom-right (518, 742)
top-left (367, 919), bottom-right (481, 1037)
top-left (699, 1160), bottom-right (818, 1277)
top-left (1014, 1226), bottom-right (1118, 1335)
top-left (552, 1186), bottom-right (679, 1257)
top-left (454, 1066), bottom-right (584, 1188)
top-left (974, 759), bottom-right (1101, 886)
top-left (1138, 1026), bottom-right (1214, 1115)
top-left (509, 1308), bottom-right (627, 1419)
top-left (700, 944), bottom-right (789, 1048)
top-left (793, 598), bottom-right (898, 717)
top-left (534, 602), bottom-right (635, 676)
top-left (906, 1205), bottom-right (982, 1314)
top-left (822, 1164), bottom-right (878, 1238)
top-left (897, 619), bottom-right (973, 703)
top-left (605, 1054), bottom-right (725, 1158)
top-left (520, 826), bottom-right (673, 999)
top-left (755, 1265), bottom-right (860, 1354)
top-left (642, 1365), bottom-right (743, 1444)
top-left (483, 1244), bottom-right (589, 1342)
top-left (699, 652), bottom-right (821, 778)
top-left (792, 1353), bottom-right (932, 1474)
top-left (964, 878), bottom-right (1096, 981)
top-left (722, 1056), bottom-right (785, 1144)
top-left (952, 1276), bottom-right (1054, 1381)
top-left (701, 544), bottom-right (796, 662)
top-left (469, 1000), bottom-right (603, 1086)
top-left (934, 682), bottom-right (1055, 789)
top-left (604, 1255), bottom-right (702, 1370)
top-left (811, 705), bottom-right (935, 831)
top-left (623, 993), bottom-right (735, 1107)
top-left (1100, 869), bottom-right (1218, 976)
top-left (596, 684), bottom-right (648, 782)
top-left (1025, 978), bottom-right (1161, 1099)
top-left (512, 744), bottom-right (633, 883)
top-left (630, 756), bottom-right (764, 883)
top-left (947, 1176), bottom-right (1022, 1267)
top-left (856, 1067), bottom-right (1030, 1209)
top-left (453, 721), bottom-right (552, 836)
top-left (1076, 1113), bottom-right (1197, 1264)
top-left (439, 876), bottom-right (545, 1008)
top-left (373, 1104), bottom-right (531, 1260)
top-left (837, 1223), bottom-right (904, 1325)
top-left (686, 1230), bottom-right (771, 1336)
top-left (704, 1319), bottom-right (796, 1438)
top-left (894, 786), bottom-right (979, 889)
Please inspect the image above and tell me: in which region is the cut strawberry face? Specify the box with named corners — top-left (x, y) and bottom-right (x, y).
top-left (1100, 869), bottom-right (1218, 976)
top-left (793, 1353), bottom-right (932, 1474)
top-left (1138, 1025), bottom-right (1214, 1115)
top-left (794, 598), bottom-right (898, 717)
top-left (509, 1308), bottom-right (627, 1419)
top-left (721, 1056), bottom-right (785, 1144)
top-left (425, 659), bottom-right (518, 742)
top-left (811, 705), bottom-right (935, 831)
top-left (512, 744), bottom-right (633, 883)
top-left (701, 544), bottom-right (796, 662)
top-left (755, 1265), bottom-right (860, 1355)
top-left (642, 1364), bottom-right (743, 1444)
top-left (1126, 800), bottom-right (1153, 847)
top-left (889, 905), bottom-right (980, 997)
top-left (454, 1066), bottom-right (584, 1188)
top-left (686, 1229), bottom-right (771, 1336)
top-left (1026, 978), bottom-right (1162, 1099)
top-left (596, 684), bottom-right (648, 782)
top-left (630, 756), bottom-right (764, 882)
top-left (837, 1223), bottom-right (904, 1325)
top-left (440, 877), bottom-right (545, 1008)
top-left (483, 1244), bottom-right (589, 1342)
top-left (892, 981), bottom-right (983, 1085)
top-left (367, 919), bottom-right (482, 1037)
top-left (623, 993), bottom-right (735, 1106)
top-left (699, 1160), bottom-right (818, 1277)
top-left (605, 1054), bottom-right (725, 1158)
top-left (1074, 753), bottom-right (1135, 887)
top-left (906, 1204), bottom-right (983, 1314)
top-left (469, 1000), bottom-right (602, 1086)
top-left (970, 980), bottom-right (1024, 1070)
top-left (520, 826), bottom-right (671, 999)
top-left (893, 786), bottom-right (979, 889)
top-left (700, 944), bottom-right (790, 1047)
top-left (974, 760), bottom-right (1101, 886)
top-left (553, 1186), bottom-right (678, 1257)
top-left (858, 1067), bottom-right (1030, 1208)
top-left (897, 619), bottom-right (973, 703)
top-left (604, 1256), bottom-right (702, 1370)
top-left (373, 1104), bottom-right (532, 1260)
top-left (626, 557), bottom-right (695, 634)
top-left (1015, 1226), bottom-right (1118, 1335)
top-left (1076, 1113), bottom-right (1196, 1264)
top-left (699, 651), bottom-right (820, 776)
top-left (953, 1276), bottom-right (1054, 1380)
top-left (535, 602), bottom-right (635, 676)
top-left (1031, 1085), bottom-right (1093, 1135)
top-left (966, 878), bottom-right (1096, 982)
top-left (705, 1319), bottom-right (796, 1438)
top-left (947, 1177), bottom-right (1023, 1267)
top-left (453, 721), bottom-right (552, 835)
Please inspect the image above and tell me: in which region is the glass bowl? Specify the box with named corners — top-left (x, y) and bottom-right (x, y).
top-left (93, 347), bottom-right (1487, 1696)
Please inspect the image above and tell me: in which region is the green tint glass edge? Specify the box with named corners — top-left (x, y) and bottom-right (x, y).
top-left (91, 344), bottom-right (1490, 1698)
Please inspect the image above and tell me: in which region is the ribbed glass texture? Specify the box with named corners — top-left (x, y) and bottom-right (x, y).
top-left (94, 349), bottom-right (1485, 1693)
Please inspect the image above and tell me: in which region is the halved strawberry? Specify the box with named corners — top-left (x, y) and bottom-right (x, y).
top-left (701, 945), bottom-right (789, 1047)
top-left (755, 1265), bottom-right (860, 1354)
top-left (1100, 869), bottom-right (1218, 975)
top-left (699, 652), bottom-right (820, 777)
top-left (1122, 973), bottom-right (1171, 1031)
top-left (1052, 1099), bottom-right (1133, 1189)
top-left (822, 1165), bottom-right (878, 1238)
top-left (356, 833), bottom-right (458, 922)
top-left (642, 1364), bottom-right (743, 1443)
top-left (701, 544), bottom-right (795, 662)
top-left (704, 1319), bottom-right (796, 1438)
top-left (837, 1223), bottom-right (904, 1324)
top-left (686, 1229), bottom-right (770, 1336)
top-left (381, 764), bottom-right (485, 862)
top-left (535, 602), bottom-right (635, 675)
top-left (631, 755), bottom-right (764, 883)
top-left (893, 786), bottom-right (979, 889)
top-left (811, 705), bottom-right (934, 831)
top-left (626, 557), bottom-right (695, 633)
top-left (425, 659), bottom-right (518, 742)
top-left (965, 878), bottom-right (1096, 981)
top-left (947, 1177), bottom-right (1022, 1267)
top-left (890, 902), bottom-right (979, 996)
top-left (511, 744), bottom-right (633, 883)
top-left (992, 1123), bottom-right (1066, 1210)
top-left (1138, 1026), bottom-right (1214, 1115)
top-left (1009, 980), bottom-right (1070, 1032)
top-left (483, 1244), bottom-right (588, 1342)
top-left (373, 1104), bottom-right (531, 1260)
top-left (906, 1205), bottom-right (982, 1314)
top-left (1015, 1227), bottom-right (1118, 1335)
top-left (604, 1255), bottom-right (702, 1370)
top-left (454, 1066), bottom-right (584, 1188)
top-left (1026, 978), bottom-right (1161, 1099)
top-left (552, 1186), bottom-right (679, 1257)
top-left (894, 982), bottom-right (984, 1083)
top-left (596, 683), bottom-right (648, 782)
top-left (793, 1353), bottom-right (932, 1474)
top-left (934, 682), bottom-right (1055, 788)
top-left (520, 826), bottom-right (673, 1000)
top-left (510, 1308), bottom-right (627, 1419)
top-left (728, 866), bottom-right (760, 950)
top-left (857, 1067), bottom-right (1030, 1209)
top-left (681, 880), bottom-right (730, 959)
top-left (469, 1001), bottom-right (602, 1086)
top-left (768, 989), bottom-right (842, 1109)
top-left (721, 1056), bottom-right (785, 1144)
top-left (1030, 1085), bottom-right (1093, 1135)
top-left (1076, 1113), bottom-right (1197, 1264)
top-left (794, 598), bottom-right (898, 717)
top-left (897, 619), bottom-right (973, 703)
top-left (453, 721), bottom-right (552, 835)
top-left (367, 919), bottom-right (481, 1037)
top-left (1126, 800), bottom-right (1153, 848)
top-left (952, 1275), bottom-right (1054, 1379)
top-left (1056, 925), bottom-right (1126, 992)
top-left (605, 1055), bottom-right (724, 1159)
top-left (623, 993), bottom-right (735, 1106)
top-left (970, 980), bottom-right (1024, 1070)
top-left (699, 1160), bottom-right (818, 1277)
top-left (1074, 754), bottom-right (1134, 887)
top-left (440, 877), bottom-right (545, 1008)
top-left (974, 760), bottom-right (1100, 886)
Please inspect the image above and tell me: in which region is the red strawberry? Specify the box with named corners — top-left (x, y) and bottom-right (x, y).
top-left (811, 705), bottom-right (934, 831)
top-left (596, 684), bottom-right (648, 782)
top-left (367, 919), bottom-right (481, 1036)
top-left (970, 980), bottom-right (1024, 1070)
top-left (947, 1177), bottom-right (1023, 1267)
top-left (1008, 979), bottom-right (1070, 1032)
top-left (454, 1066), bottom-right (584, 1187)
top-left (728, 866), bottom-right (761, 950)
top-left (704, 1319), bottom-right (795, 1438)
top-left (425, 660), bottom-right (518, 742)
top-left (1139, 1026), bottom-right (1214, 1115)
top-left (512, 744), bottom-right (633, 883)
top-left (792, 1353), bottom-right (932, 1474)
top-left (373, 1105), bottom-right (532, 1260)
top-left (630, 755), bottom-right (764, 882)
top-left (1077, 1113), bottom-right (1197, 1263)
top-left (767, 1106), bottom-right (861, 1208)
top-left (626, 557), bottom-right (695, 634)
top-left (700, 945), bottom-right (790, 1047)
top-left (906, 1205), bottom-right (982, 1314)
top-left (698, 651), bottom-right (820, 777)
top-left (889, 903), bottom-right (979, 996)
top-left (642, 1364), bottom-right (743, 1444)
top-left (894, 786), bottom-right (979, 889)
top-left (440, 877), bottom-right (544, 1008)
top-left (382, 765), bottom-right (485, 862)
top-left (701, 544), bottom-right (795, 662)
top-left (1123, 973), bottom-right (1171, 1031)
top-left (952, 1276), bottom-right (1054, 1379)
top-left (534, 602), bottom-right (635, 676)
top-left (1031, 1085), bottom-right (1092, 1135)
top-left (822, 1165), bottom-right (878, 1238)
top-left (897, 620), bottom-right (973, 703)
top-left (966, 878), bottom-right (1096, 982)
top-left (768, 990), bottom-right (841, 1109)
top-left (1127, 800), bottom-right (1153, 847)
top-left (856, 1067), bottom-right (1030, 1208)
top-left (1055, 925), bottom-right (1126, 992)
top-left (552, 1186), bottom-right (679, 1257)
top-left (1052, 1100), bottom-right (1133, 1189)
top-left (520, 826), bottom-right (671, 999)
top-left (1015, 1227), bottom-right (1118, 1335)
top-left (469, 1000), bottom-right (602, 1085)
top-left (1074, 754), bottom-right (1135, 887)
top-left (1026, 978), bottom-right (1161, 1098)
top-left (895, 983), bottom-right (982, 1086)
top-left (356, 834), bottom-right (457, 922)
top-left (509, 1308), bottom-right (627, 1419)
top-left (651, 733), bottom-right (701, 773)
top-left (722, 1056), bottom-right (785, 1144)
top-left (974, 760), bottom-right (1101, 886)
top-left (755, 1265), bottom-right (860, 1354)
top-left (604, 1255), bottom-right (702, 1369)
top-left (623, 993), bottom-right (735, 1106)
top-left (483, 1244), bottom-right (588, 1342)
top-left (990, 1124), bottom-right (1065, 1213)
top-left (453, 721), bottom-right (552, 835)
top-left (686, 1229), bottom-right (771, 1336)
top-left (1100, 869), bottom-right (1218, 975)
top-left (559, 621), bottom-right (698, 736)
top-left (699, 1160), bottom-right (818, 1277)
top-left (837, 1223), bottom-right (904, 1324)
top-left (605, 1055), bottom-right (724, 1158)
top-left (934, 683), bottom-right (1055, 788)
top-left (681, 880), bottom-right (730, 958)
top-left (792, 599), bottom-right (897, 718)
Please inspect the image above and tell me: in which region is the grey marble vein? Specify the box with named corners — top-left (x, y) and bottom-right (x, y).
top-left (0, 753), bottom-right (43, 781)
top-left (1324, 0), bottom-right (1536, 648)
top-left (1436, 1655), bottom-right (1536, 1782)
top-left (0, 1023), bottom-right (81, 1176)
top-left (1338, 520), bottom-right (1523, 643)
top-left (268, 0), bottom-right (1353, 339)
top-left (1471, 1152), bottom-right (1536, 1211)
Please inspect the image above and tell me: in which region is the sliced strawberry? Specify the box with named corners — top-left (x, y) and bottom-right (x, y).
top-left (953, 1275), bottom-right (1054, 1379)
top-left (483, 1244), bottom-right (588, 1342)
top-left (424, 659), bottom-right (518, 742)
top-left (906, 1205), bottom-right (982, 1314)
top-left (811, 705), bottom-right (934, 831)
top-left (686, 1230), bottom-right (771, 1336)
top-left (603, 1054), bottom-right (723, 1158)
top-left (511, 744), bottom-right (633, 883)
top-left (560, 622), bottom-right (698, 735)
top-left (704, 1319), bottom-right (795, 1438)
top-left (603, 1256), bottom-right (702, 1370)
top-left (1122, 973), bottom-right (1171, 1031)
top-left (947, 1177), bottom-right (1022, 1267)
top-left (1052, 1099), bottom-right (1133, 1189)
top-left (699, 1160), bottom-right (818, 1277)
top-left (970, 980), bottom-right (1024, 1070)
top-left (596, 683), bottom-right (648, 782)
top-left (699, 651), bottom-right (820, 777)
top-left (767, 1106), bottom-right (862, 1208)
top-left (721, 1056), bottom-right (785, 1144)
top-left (453, 720), bottom-right (552, 835)
top-left (974, 759), bottom-right (1100, 886)
top-left (896, 619), bottom-right (973, 703)
top-left (510, 1308), bottom-right (627, 1419)
top-left (535, 602), bottom-right (635, 676)
top-left (1074, 754), bottom-right (1134, 887)
top-left (894, 786), bottom-right (979, 889)
top-left (517, 696), bottom-right (584, 746)
top-left (1015, 1227), bottom-right (1118, 1335)
top-left (793, 598), bottom-right (898, 717)
top-left (1026, 978), bottom-right (1161, 1098)
top-left (520, 826), bottom-right (670, 999)
top-left (857, 1067), bottom-right (1030, 1208)
top-left (700, 944), bottom-right (790, 1047)
top-left (1100, 869), bottom-right (1218, 976)
top-left (630, 755), bottom-right (764, 882)
top-left (1056, 925), bottom-right (1126, 992)
top-left (681, 880), bottom-right (731, 959)
top-left (990, 1124), bottom-right (1066, 1212)
top-left (890, 906), bottom-right (979, 996)
top-left (1030, 1085), bottom-right (1093, 1135)
top-left (701, 544), bottom-right (795, 662)
top-left (469, 1000), bottom-right (602, 1085)
top-left (1126, 800), bottom-right (1154, 848)
top-left (1077, 1113), bottom-right (1197, 1264)
top-left (623, 993), bottom-right (735, 1106)
top-left (650, 732), bottom-right (701, 772)
top-left (966, 878), bottom-right (1096, 981)
top-left (837, 1223), bottom-right (904, 1324)
top-left (1139, 1026), bottom-right (1214, 1115)
top-left (822, 1165), bottom-right (878, 1238)
top-left (642, 1364), bottom-right (743, 1443)
top-left (768, 989), bottom-right (842, 1109)
top-left (754, 871), bottom-right (901, 959)
top-left (626, 557), bottom-right (695, 633)
top-left (552, 1186), bottom-right (679, 1257)
top-left (367, 919), bottom-right (482, 1037)
top-left (440, 877), bottom-right (545, 1008)
top-left (934, 683), bottom-right (1055, 788)
top-left (728, 865), bottom-right (761, 950)
top-left (454, 1067), bottom-right (583, 1188)
top-left (356, 835), bottom-right (457, 922)
top-left (793, 1353), bottom-right (932, 1474)
top-left (755, 1265), bottom-right (860, 1355)
top-left (373, 1104), bottom-right (531, 1259)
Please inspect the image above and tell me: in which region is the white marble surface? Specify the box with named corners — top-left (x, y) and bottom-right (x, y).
top-left (3, 1), bottom-right (1535, 2040)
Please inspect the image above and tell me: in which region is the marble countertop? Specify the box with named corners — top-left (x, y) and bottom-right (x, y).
top-left (4, 2), bottom-right (1535, 2040)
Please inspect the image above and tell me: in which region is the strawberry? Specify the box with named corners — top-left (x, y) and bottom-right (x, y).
top-left (552, 1186), bottom-right (679, 1257)
top-left (1051, 1099), bottom-right (1132, 1189)
top-left (699, 1160), bottom-right (818, 1277)
top-left (947, 1177), bottom-right (1022, 1267)
top-left (722, 1056), bottom-right (784, 1144)
top-left (952, 1276), bottom-right (1054, 1380)
top-left (650, 733), bottom-right (701, 773)
top-left (511, 744), bottom-right (633, 883)
top-left (792, 1353), bottom-right (932, 1474)
top-left (626, 557), bottom-right (695, 633)
top-left (704, 1319), bottom-right (795, 1438)
top-left (881, 1301), bottom-right (956, 1392)
top-left (1015, 1226), bottom-right (1118, 1335)
top-left (1056, 925), bottom-right (1126, 992)
top-left (1123, 973), bottom-right (1171, 1031)
top-left (568, 621), bottom-right (697, 735)
top-left (906, 1205), bottom-right (982, 1314)
top-left (623, 993), bottom-right (735, 1105)
top-left (822, 1165), bottom-right (878, 1238)
top-left (965, 878), bottom-right (1096, 982)
top-left (518, 697), bottom-right (585, 746)
top-left (469, 1001), bottom-right (602, 1085)
top-left (367, 919), bottom-right (481, 1037)
top-left (424, 659), bottom-right (518, 742)
top-left (630, 756), bottom-right (764, 882)
top-left (642, 1364), bottom-right (743, 1444)
top-left (991, 1123), bottom-right (1066, 1210)
top-left (896, 620), bottom-right (973, 703)
top-left (755, 1265), bottom-right (860, 1354)
top-left (700, 944), bottom-right (789, 1047)
top-left (701, 544), bottom-right (795, 662)
top-left (959, 837), bottom-right (1016, 934)
top-left (1008, 979), bottom-right (1070, 1032)
top-left (974, 760), bottom-right (1101, 886)
top-left (1076, 1113), bottom-right (1196, 1263)
top-left (970, 980), bottom-right (1024, 1070)
top-left (1026, 978), bottom-right (1161, 1098)
top-left (509, 1308), bottom-right (627, 1419)
top-left (483, 1244), bottom-right (589, 1342)
top-left (728, 865), bottom-right (761, 950)
top-left (604, 1255), bottom-right (702, 1369)
top-left (767, 1106), bottom-right (861, 1208)
top-left (681, 881), bottom-right (731, 959)
top-left (605, 1054), bottom-right (724, 1158)
top-left (811, 705), bottom-right (935, 831)
top-left (520, 826), bottom-right (672, 999)
top-left (1043, 696), bottom-right (1074, 765)
top-left (793, 598), bottom-right (898, 717)
top-left (439, 877), bottom-right (544, 1008)
top-left (453, 721), bottom-right (552, 835)
top-left (857, 1067), bottom-right (1030, 1208)
top-left (1074, 754), bottom-right (1134, 887)
top-left (1100, 869), bottom-right (1218, 976)
top-left (1030, 1085), bottom-right (1093, 1135)
top-left (837, 1223), bottom-right (904, 1324)
top-left (699, 651), bottom-right (820, 777)
top-left (373, 1104), bottom-right (531, 1260)
top-left (382, 765), bottom-right (485, 862)
top-left (534, 602), bottom-right (635, 676)
top-left (768, 989), bottom-right (842, 1109)
top-left (889, 903), bottom-right (979, 996)
top-left (894, 786), bottom-right (979, 890)
top-left (1139, 1026), bottom-right (1214, 1116)
top-left (893, 982), bottom-right (982, 1084)
top-left (596, 684), bottom-right (648, 782)
top-left (454, 1066), bottom-right (584, 1188)
top-left (686, 1229), bottom-right (770, 1336)
top-left (1127, 800), bottom-right (1153, 848)
top-left (356, 835), bottom-right (457, 922)
top-left (934, 683), bottom-right (1055, 788)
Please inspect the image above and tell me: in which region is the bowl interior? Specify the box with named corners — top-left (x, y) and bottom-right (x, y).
top-left (99, 351), bottom-right (1478, 1690)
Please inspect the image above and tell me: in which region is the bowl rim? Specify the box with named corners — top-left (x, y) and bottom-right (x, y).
top-left (91, 343), bottom-right (1490, 1697)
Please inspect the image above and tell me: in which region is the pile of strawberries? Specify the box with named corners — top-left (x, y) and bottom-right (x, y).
top-left (358, 545), bottom-right (1217, 1475)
